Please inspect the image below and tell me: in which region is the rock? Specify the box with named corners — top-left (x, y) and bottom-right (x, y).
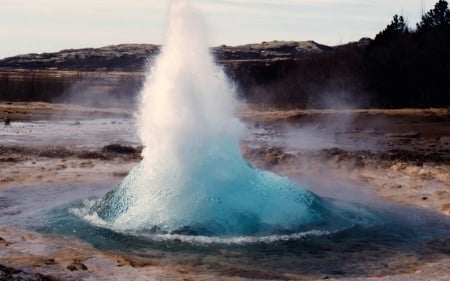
top-left (0, 237), bottom-right (10, 247)
top-left (386, 131), bottom-right (421, 138)
top-left (244, 146), bottom-right (294, 168)
top-left (38, 147), bottom-right (74, 158)
top-left (0, 264), bottom-right (59, 281)
top-left (77, 151), bottom-right (108, 160)
top-left (441, 203), bottom-right (450, 215)
top-left (66, 259), bottom-right (87, 271)
top-left (102, 144), bottom-right (138, 154)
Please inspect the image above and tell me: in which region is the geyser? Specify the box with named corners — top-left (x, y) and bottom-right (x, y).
top-left (87, 0), bottom-right (374, 237)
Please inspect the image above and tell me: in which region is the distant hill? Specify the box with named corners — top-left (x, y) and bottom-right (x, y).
top-left (0, 44), bottom-right (159, 72)
top-left (0, 39), bottom-right (373, 108)
top-left (0, 41), bottom-right (333, 72)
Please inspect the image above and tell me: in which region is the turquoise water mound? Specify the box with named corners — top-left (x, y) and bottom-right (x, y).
top-left (90, 141), bottom-right (374, 236)
top-left (86, 1), bottom-right (376, 237)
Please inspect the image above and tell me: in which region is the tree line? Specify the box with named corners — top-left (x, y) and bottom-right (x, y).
top-left (364, 0), bottom-right (450, 108)
top-left (233, 0), bottom-right (450, 109)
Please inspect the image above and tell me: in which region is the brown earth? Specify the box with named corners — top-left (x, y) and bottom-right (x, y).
top-left (1, 102), bottom-right (450, 280)
top-left (0, 101), bottom-right (131, 121)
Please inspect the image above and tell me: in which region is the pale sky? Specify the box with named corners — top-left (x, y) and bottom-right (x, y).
top-left (0, 0), bottom-right (438, 59)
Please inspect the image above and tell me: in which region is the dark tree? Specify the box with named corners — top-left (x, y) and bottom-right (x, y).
top-left (413, 0), bottom-right (450, 106)
top-left (364, 1), bottom-right (450, 108)
top-left (417, 0), bottom-right (450, 32)
top-left (363, 15), bottom-right (412, 107)
top-left (375, 15), bottom-right (409, 43)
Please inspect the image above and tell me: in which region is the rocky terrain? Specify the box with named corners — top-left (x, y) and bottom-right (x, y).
top-left (0, 44), bottom-right (159, 72)
top-left (0, 41), bottom-right (330, 105)
top-left (1, 103), bottom-right (450, 280)
top-left (0, 40), bottom-right (336, 71)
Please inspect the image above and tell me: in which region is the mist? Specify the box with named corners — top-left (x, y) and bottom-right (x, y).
top-left (53, 73), bottom-right (144, 109)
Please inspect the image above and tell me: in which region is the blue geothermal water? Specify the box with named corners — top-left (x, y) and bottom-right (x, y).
top-left (89, 142), bottom-right (373, 236)
top-left (81, 0), bottom-right (376, 237)
top-left (2, 183), bottom-right (450, 278)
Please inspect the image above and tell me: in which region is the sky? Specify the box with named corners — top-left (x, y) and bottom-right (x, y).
top-left (0, 0), bottom-right (439, 59)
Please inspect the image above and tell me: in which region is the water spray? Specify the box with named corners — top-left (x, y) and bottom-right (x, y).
top-left (85, 0), bottom-right (375, 237)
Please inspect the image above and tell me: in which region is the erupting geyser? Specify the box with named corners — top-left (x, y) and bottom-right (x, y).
top-left (87, 0), bottom-right (373, 237)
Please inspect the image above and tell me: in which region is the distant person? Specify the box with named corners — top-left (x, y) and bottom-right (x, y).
top-left (4, 118), bottom-right (11, 126)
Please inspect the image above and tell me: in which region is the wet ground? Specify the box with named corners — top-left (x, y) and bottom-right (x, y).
top-left (2, 182), bottom-right (450, 280)
top-left (1, 103), bottom-right (450, 280)
top-left (0, 118), bottom-right (138, 147)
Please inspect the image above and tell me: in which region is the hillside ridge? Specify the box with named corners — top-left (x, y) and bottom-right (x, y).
top-left (0, 40), bottom-right (345, 72)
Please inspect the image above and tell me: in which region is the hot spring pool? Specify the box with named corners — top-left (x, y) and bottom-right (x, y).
top-left (1, 182), bottom-right (449, 279)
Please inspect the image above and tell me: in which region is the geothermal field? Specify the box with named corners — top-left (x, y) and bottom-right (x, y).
top-left (1, 1), bottom-right (450, 281)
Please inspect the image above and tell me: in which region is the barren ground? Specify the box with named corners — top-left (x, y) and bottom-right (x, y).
top-left (1, 102), bottom-right (450, 280)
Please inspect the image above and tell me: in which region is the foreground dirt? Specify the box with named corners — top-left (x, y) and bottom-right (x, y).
top-left (0, 102), bottom-right (131, 121)
top-left (0, 144), bottom-right (141, 189)
top-left (241, 106), bottom-right (450, 217)
top-left (1, 102), bottom-right (450, 280)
